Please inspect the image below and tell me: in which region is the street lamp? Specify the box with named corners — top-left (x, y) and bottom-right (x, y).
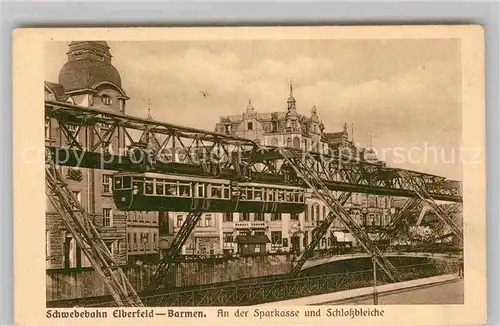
top-left (372, 256), bottom-right (379, 305)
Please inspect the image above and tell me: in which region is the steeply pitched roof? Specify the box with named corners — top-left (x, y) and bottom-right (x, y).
top-left (44, 81), bottom-right (69, 102)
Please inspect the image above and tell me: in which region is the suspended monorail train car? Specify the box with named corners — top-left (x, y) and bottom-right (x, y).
top-left (112, 172), bottom-right (306, 213)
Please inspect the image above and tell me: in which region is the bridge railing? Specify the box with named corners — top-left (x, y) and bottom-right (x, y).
top-left (52, 260), bottom-right (459, 308)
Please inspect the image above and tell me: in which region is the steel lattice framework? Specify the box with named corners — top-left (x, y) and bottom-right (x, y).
top-left (45, 100), bottom-right (462, 202)
top-left (148, 212), bottom-right (203, 291)
top-left (45, 156), bottom-right (143, 306)
top-left (44, 100), bottom-right (464, 305)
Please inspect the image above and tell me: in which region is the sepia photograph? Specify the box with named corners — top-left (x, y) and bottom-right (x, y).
top-left (14, 26), bottom-right (486, 326)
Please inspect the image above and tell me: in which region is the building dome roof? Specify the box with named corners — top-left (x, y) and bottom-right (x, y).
top-left (69, 41), bottom-right (108, 47)
top-left (58, 41), bottom-right (124, 94)
top-left (58, 59), bottom-right (122, 92)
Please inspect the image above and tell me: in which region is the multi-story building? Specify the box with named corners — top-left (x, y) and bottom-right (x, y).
top-left (212, 84), bottom-right (395, 255)
top-left (45, 41), bottom-right (159, 269)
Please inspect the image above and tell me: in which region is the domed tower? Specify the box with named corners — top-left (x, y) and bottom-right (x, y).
top-left (58, 41), bottom-right (129, 113)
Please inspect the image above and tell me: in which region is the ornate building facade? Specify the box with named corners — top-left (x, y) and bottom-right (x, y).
top-left (45, 41), bottom-right (159, 269)
top-left (212, 84), bottom-right (395, 255)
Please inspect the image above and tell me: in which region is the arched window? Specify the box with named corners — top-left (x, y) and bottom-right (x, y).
top-left (101, 94), bottom-right (112, 106)
top-left (293, 136), bottom-right (300, 149)
top-left (286, 138), bottom-right (291, 147)
top-left (271, 138), bottom-right (278, 146)
top-left (323, 206), bottom-right (326, 220)
top-left (315, 205), bottom-right (320, 221)
top-left (310, 205), bottom-right (315, 221)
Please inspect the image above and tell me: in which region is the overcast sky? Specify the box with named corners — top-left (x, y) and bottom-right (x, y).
top-left (45, 39), bottom-right (462, 180)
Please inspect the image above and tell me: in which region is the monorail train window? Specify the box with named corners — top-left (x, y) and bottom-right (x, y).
top-left (293, 192), bottom-right (299, 202)
top-left (113, 177), bottom-right (122, 189)
top-left (179, 183), bottom-right (191, 197)
top-left (254, 188), bottom-right (262, 200)
top-left (165, 183), bottom-right (177, 196)
top-left (196, 184), bottom-right (205, 198)
top-left (278, 191), bottom-right (284, 202)
top-left (285, 191), bottom-right (291, 202)
top-left (223, 186), bottom-right (230, 199)
top-left (246, 188), bottom-right (253, 200)
top-left (210, 185), bottom-right (222, 198)
top-left (155, 180), bottom-right (164, 195)
top-left (298, 192), bottom-right (304, 202)
top-left (145, 180), bottom-right (154, 195)
top-left (122, 176), bottom-right (131, 189)
top-left (267, 189), bottom-right (274, 202)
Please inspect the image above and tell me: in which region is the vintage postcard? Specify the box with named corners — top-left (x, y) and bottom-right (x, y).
top-left (13, 26), bottom-right (486, 326)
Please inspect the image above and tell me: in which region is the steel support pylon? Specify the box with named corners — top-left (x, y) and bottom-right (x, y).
top-left (398, 170), bottom-right (463, 241)
top-left (289, 192), bottom-right (352, 276)
top-left (281, 148), bottom-right (403, 282)
top-left (45, 156), bottom-right (143, 307)
top-left (431, 203), bottom-right (463, 242)
top-left (374, 198), bottom-right (423, 248)
top-left (148, 211), bottom-right (203, 291)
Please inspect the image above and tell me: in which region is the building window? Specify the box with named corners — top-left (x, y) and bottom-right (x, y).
top-left (271, 121), bottom-right (278, 132)
top-left (66, 124), bottom-right (78, 137)
top-left (100, 122), bottom-right (111, 133)
top-left (205, 214), bottom-right (212, 227)
top-left (102, 174), bottom-right (112, 194)
top-left (241, 212), bottom-right (250, 221)
top-left (127, 233), bottom-right (131, 251)
top-left (153, 234), bottom-right (157, 248)
top-left (223, 212), bottom-right (233, 222)
top-left (101, 94), bottom-right (113, 106)
top-left (133, 233), bottom-right (137, 250)
top-left (247, 122), bottom-right (253, 130)
top-left (71, 191), bottom-right (81, 203)
top-left (105, 241), bottom-right (115, 255)
top-left (176, 215), bottom-right (184, 227)
top-left (223, 232), bottom-right (233, 244)
top-left (71, 191), bottom-right (81, 210)
top-left (103, 208), bottom-right (113, 227)
top-left (323, 206), bottom-right (327, 220)
top-left (271, 231), bottom-right (282, 246)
